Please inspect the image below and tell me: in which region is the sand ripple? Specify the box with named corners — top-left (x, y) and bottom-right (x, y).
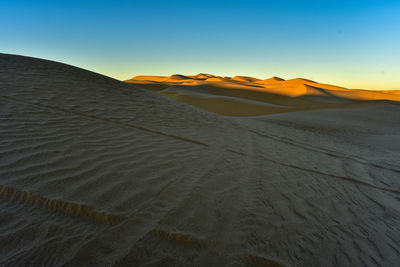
top-left (1, 54), bottom-right (400, 266)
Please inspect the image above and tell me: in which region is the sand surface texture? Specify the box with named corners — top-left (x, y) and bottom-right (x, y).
top-left (1, 54), bottom-right (400, 266)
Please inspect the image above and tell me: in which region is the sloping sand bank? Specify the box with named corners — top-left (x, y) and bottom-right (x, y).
top-left (1, 54), bottom-right (400, 266)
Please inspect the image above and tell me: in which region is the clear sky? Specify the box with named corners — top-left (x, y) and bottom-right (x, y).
top-left (1, 0), bottom-right (399, 90)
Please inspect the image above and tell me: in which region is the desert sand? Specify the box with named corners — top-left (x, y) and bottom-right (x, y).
top-left (1, 53), bottom-right (400, 266)
top-left (127, 74), bottom-right (400, 116)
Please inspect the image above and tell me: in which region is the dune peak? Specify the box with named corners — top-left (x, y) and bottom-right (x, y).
top-left (169, 74), bottom-right (190, 79)
top-left (288, 78), bottom-right (318, 83)
top-left (270, 76), bottom-right (285, 81)
top-left (193, 73), bottom-right (216, 79)
top-left (232, 76), bottom-right (261, 83)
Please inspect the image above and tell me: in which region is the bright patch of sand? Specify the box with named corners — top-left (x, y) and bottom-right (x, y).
top-left (127, 73), bottom-right (400, 116)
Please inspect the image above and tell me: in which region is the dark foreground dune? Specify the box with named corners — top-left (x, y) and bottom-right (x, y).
top-left (1, 53), bottom-right (400, 266)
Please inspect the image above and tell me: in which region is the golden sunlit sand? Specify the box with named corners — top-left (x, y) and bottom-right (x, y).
top-left (126, 73), bottom-right (400, 116)
top-left (1, 53), bottom-right (400, 266)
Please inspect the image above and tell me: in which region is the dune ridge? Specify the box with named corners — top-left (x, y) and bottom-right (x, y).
top-left (126, 73), bottom-right (399, 116)
top-left (1, 53), bottom-right (400, 266)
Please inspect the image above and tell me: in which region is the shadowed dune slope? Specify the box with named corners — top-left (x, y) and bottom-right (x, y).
top-left (1, 53), bottom-right (400, 266)
top-left (127, 74), bottom-right (399, 116)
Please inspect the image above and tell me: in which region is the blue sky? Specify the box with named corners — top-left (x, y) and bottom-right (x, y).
top-left (1, 0), bottom-right (399, 89)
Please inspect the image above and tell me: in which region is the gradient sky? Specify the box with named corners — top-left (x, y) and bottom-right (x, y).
top-left (1, 0), bottom-right (399, 90)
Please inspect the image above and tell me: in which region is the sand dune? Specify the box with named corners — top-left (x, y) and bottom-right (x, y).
top-left (1, 53), bottom-right (400, 266)
top-left (130, 75), bottom-right (167, 82)
top-left (231, 76), bottom-right (262, 83)
top-left (188, 73), bottom-right (217, 80)
top-left (127, 73), bottom-right (400, 116)
top-left (256, 76), bottom-right (286, 85)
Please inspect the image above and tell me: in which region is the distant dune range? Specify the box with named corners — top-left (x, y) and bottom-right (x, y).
top-left (127, 74), bottom-right (400, 116)
top-left (1, 53), bottom-right (400, 266)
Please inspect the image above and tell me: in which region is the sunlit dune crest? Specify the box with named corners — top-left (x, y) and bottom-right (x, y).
top-left (256, 76), bottom-right (286, 84)
top-left (130, 75), bottom-right (167, 82)
top-left (126, 73), bottom-right (400, 116)
top-left (231, 76), bottom-right (262, 83)
top-left (188, 73), bottom-right (217, 79)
